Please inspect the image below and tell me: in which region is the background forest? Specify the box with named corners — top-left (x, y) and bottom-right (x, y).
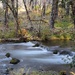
top-left (0, 0), bottom-right (75, 41)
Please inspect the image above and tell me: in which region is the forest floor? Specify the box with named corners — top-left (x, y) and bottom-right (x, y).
top-left (0, 8), bottom-right (75, 42)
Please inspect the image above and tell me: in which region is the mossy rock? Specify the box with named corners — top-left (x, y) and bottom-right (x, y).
top-left (59, 71), bottom-right (66, 75)
top-left (33, 43), bottom-right (40, 47)
top-left (10, 58), bottom-right (20, 64)
top-left (5, 53), bottom-right (10, 58)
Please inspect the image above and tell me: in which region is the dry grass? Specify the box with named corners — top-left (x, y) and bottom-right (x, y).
top-left (9, 68), bottom-right (59, 75)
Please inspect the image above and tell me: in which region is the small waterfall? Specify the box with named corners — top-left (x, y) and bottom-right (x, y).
top-left (40, 47), bottom-right (48, 52)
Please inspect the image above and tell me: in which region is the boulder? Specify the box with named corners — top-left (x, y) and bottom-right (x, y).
top-left (59, 50), bottom-right (73, 56)
top-left (33, 43), bottom-right (40, 47)
top-left (5, 53), bottom-right (10, 58)
top-left (53, 50), bottom-right (59, 54)
top-left (10, 58), bottom-right (20, 64)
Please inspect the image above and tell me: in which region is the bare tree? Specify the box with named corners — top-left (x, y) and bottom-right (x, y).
top-left (2, 0), bottom-right (20, 36)
top-left (23, 0), bottom-right (33, 30)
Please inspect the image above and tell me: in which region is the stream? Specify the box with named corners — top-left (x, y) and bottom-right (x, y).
top-left (0, 40), bottom-right (75, 74)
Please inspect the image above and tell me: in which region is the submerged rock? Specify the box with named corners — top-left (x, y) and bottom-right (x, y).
top-left (5, 68), bottom-right (13, 74)
top-left (5, 69), bottom-right (9, 74)
top-left (59, 50), bottom-right (73, 56)
top-left (10, 58), bottom-right (20, 64)
top-left (5, 53), bottom-right (10, 58)
top-left (33, 43), bottom-right (40, 47)
top-left (53, 50), bottom-right (59, 54)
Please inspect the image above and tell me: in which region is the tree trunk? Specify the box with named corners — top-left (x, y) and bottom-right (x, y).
top-left (5, 0), bottom-right (9, 28)
top-left (66, 2), bottom-right (70, 16)
top-left (23, 0), bottom-right (33, 30)
top-left (11, 0), bottom-right (15, 14)
top-left (42, 0), bottom-right (46, 16)
top-left (71, 0), bottom-right (75, 29)
top-left (34, 0), bottom-right (37, 10)
top-left (61, 0), bottom-right (65, 8)
top-left (50, 0), bottom-right (59, 28)
top-left (30, 0), bottom-right (34, 10)
top-left (15, 0), bottom-right (19, 35)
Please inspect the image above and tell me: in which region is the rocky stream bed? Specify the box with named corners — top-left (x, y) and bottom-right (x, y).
top-left (0, 41), bottom-right (75, 75)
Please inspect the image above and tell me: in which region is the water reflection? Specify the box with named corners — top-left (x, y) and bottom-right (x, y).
top-left (41, 40), bottom-right (75, 48)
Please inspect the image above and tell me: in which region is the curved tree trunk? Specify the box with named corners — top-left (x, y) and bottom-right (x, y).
top-left (23, 0), bottom-right (33, 30)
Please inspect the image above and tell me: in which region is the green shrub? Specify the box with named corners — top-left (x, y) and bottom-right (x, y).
top-left (59, 71), bottom-right (66, 75)
top-left (4, 30), bottom-right (16, 39)
top-left (40, 26), bottom-right (51, 41)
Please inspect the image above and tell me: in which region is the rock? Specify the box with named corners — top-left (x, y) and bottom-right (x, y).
top-left (53, 50), bottom-right (59, 54)
top-left (8, 68), bottom-right (13, 71)
top-left (59, 50), bottom-right (73, 56)
top-left (5, 53), bottom-right (10, 58)
top-left (5, 69), bottom-right (9, 74)
top-left (33, 43), bottom-right (40, 47)
top-left (10, 58), bottom-right (20, 64)
top-left (5, 68), bottom-right (13, 74)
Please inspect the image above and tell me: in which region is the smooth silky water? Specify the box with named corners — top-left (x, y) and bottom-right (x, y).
top-left (0, 41), bottom-right (75, 74)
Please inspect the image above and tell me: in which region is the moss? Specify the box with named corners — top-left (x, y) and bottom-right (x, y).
top-left (10, 58), bottom-right (20, 64)
top-left (4, 30), bottom-right (16, 39)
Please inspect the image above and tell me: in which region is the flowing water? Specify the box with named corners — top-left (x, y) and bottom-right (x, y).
top-left (0, 41), bottom-right (75, 74)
